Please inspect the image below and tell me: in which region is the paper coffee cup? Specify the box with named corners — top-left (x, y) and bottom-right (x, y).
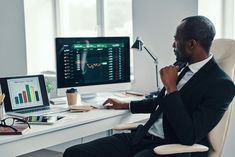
top-left (66, 88), bottom-right (78, 106)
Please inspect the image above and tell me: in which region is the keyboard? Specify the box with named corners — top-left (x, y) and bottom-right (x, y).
top-left (16, 107), bottom-right (68, 115)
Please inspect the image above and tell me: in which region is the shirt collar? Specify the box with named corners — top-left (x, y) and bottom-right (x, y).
top-left (188, 54), bottom-right (213, 73)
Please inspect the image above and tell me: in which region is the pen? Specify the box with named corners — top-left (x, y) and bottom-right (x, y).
top-left (125, 91), bottom-right (145, 97)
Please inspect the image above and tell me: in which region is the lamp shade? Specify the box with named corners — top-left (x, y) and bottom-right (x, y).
top-left (131, 37), bottom-right (143, 51)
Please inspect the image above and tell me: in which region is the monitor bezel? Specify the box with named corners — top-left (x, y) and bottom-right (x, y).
top-left (55, 36), bottom-right (132, 96)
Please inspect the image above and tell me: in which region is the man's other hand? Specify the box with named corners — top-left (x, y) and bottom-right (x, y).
top-left (103, 98), bottom-right (129, 109)
top-left (160, 65), bottom-right (178, 93)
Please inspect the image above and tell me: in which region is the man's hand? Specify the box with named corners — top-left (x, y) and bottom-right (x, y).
top-left (102, 98), bottom-right (129, 109)
top-left (160, 65), bottom-right (178, 94)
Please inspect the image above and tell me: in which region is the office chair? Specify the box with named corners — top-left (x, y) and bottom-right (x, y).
top-left (113, 39), bottom-right (235, 157)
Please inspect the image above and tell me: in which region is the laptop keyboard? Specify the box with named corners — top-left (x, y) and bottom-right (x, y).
top-left (16, 107), bottom-right (50, 114)
top-left (16, 107), bottom-right (68, 115)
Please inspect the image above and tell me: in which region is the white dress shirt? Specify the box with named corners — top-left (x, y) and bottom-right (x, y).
top-left (147, 54), bottom-right (213, 139)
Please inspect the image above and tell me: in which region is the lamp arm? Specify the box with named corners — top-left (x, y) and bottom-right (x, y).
top-left (143, 46), bottom-right (160, 90)
top-left (143, 46), bottom-right (158, 63)
top-left (155, 61), bottom-right (160, 90)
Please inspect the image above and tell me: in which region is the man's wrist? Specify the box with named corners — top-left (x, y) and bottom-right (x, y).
top-left (123, 102), bottom-right (130, 109)
top-left (166, 86), bottom-right (177, 94)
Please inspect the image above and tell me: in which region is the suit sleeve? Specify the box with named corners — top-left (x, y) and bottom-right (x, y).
top-left (130, 97), bottom-right (158, 113)
top-left (161, 79), bottom-right (235, 145)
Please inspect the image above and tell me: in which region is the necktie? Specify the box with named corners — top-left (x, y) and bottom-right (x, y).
top-left (132, 66), bottom-right (190, 144)
top-left (176, 66), bottom-right (190, 84)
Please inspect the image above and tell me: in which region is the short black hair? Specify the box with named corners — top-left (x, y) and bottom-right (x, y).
top-left (181, 16), bottom-right (216, 53)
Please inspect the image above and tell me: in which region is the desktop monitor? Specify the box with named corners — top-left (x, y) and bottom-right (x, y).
top-left (55, 37), bottom-right (131, 97)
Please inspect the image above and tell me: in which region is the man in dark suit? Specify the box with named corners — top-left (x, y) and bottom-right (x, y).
top-left (64, 16), bottom-right (235, 157)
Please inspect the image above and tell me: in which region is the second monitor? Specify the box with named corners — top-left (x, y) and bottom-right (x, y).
top-left (55, 36), bottom-right (131, 97)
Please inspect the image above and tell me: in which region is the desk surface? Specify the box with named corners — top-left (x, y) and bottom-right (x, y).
top-left (0, 109), bottom-right (128, 144)
top-left (0, 108), bottom-right (149, 156)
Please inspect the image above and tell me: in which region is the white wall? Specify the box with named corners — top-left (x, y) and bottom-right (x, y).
top-left (132, 0), bottom-right (198, 93)
top-left (0, 0), bottom-right (27, 77)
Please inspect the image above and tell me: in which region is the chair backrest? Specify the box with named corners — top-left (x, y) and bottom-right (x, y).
top-left (207, 39), bottom-right (235, 157)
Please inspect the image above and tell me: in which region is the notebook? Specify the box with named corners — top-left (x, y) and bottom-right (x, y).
top-left (0, 123), bottom-right (30, 135)
top-left (0, 75), bottom-right (68, 117)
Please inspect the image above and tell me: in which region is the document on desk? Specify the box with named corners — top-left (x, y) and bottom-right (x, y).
top-left (84, 92), bottom-right (144, 109)
top-left (81, 97), bottom-right (106, 109)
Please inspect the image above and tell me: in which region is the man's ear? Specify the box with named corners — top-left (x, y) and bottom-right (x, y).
top-left (187, 39), bottom-right (198, 49)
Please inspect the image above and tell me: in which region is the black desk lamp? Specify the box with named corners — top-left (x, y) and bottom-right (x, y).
top-left (131, 37), bottom-right (161, 97)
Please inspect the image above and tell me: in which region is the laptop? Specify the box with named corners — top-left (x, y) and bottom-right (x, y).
top-left (0, 75), bottom-right (68, 117)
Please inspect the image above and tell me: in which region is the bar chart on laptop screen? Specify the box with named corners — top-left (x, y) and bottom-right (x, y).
top-left (7, 77), bottom-right (44, 110)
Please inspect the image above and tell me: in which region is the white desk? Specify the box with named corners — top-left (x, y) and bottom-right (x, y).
top-left (0, 109), bottom-right (149, 156)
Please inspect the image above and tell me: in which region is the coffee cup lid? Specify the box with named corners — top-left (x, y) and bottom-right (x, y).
top-left (66, 88), bottom-right (77, 93)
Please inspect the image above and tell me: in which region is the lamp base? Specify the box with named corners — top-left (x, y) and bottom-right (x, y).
top-left (145, 90), bottom-right (161, 99)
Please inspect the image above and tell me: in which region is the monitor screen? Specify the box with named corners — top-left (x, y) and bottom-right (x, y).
top-left (55, 37), bottom-right (131, 95)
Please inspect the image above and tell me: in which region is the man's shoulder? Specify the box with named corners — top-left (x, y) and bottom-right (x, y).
top-left (212, 63), bottom-right (233, 81)
top-left (200, 60), bottom-right (234, 91)
top-left (206, 62), bottom-right (235, 94)
top-left (204, 59), bottom-right (232, 80)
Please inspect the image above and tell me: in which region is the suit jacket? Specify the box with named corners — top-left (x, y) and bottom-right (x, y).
top-left (130, 58), bottom-right (235, 156)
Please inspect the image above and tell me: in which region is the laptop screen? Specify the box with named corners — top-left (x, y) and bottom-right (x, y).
top-left (0, 75), bottom-right (50, 112)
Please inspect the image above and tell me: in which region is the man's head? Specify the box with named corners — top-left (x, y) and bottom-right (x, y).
top-left (173, 16), bottom-right (216, 63)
